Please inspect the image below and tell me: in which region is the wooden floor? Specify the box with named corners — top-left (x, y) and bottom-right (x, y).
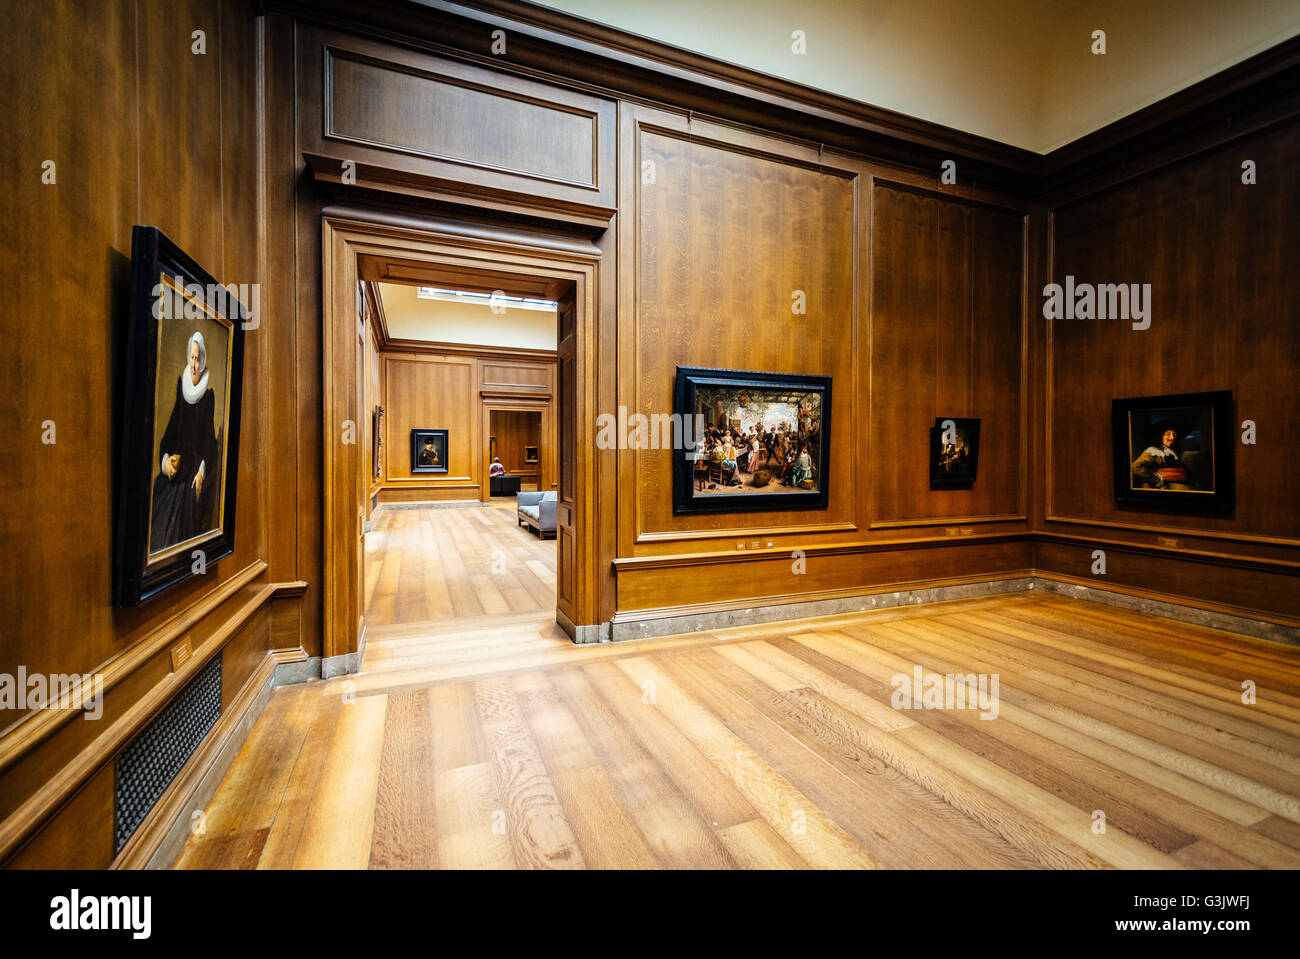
top-left (364, 502), bottom-right (558, 627)
top-left (175, 506), bottom-right (1300, 869)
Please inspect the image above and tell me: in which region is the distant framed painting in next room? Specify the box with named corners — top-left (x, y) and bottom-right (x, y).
top-left (410, 428), bottom-right (449, 473)
top-left (929, 417), bottom-right (980, 488)
top-left (114, 226), bottom-right (247, 606)
top-left (673, 367), bottom-right (831, 514)
top-left (1112, 390), bottom-right (1233, 512)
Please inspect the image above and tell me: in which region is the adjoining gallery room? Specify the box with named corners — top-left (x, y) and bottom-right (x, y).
top-left (2, 0), bottom-right (1300, 946)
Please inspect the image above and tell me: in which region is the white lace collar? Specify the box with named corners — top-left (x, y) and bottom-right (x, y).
top-left (180, 366), bottom-right (209, 405)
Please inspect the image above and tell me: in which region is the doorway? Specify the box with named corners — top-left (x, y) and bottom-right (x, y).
top-left (320, 208), bottom-right (603, 669)
top-left (488, 408), bottom-right (546, 494)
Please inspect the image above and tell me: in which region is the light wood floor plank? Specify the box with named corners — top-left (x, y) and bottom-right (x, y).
top-left (171, 505), bottom-right (1300, 870)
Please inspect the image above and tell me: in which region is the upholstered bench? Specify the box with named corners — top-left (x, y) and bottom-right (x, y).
top-left (516, 490), bottom-right (557, 538)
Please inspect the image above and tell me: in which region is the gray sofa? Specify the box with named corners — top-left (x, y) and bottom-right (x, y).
top-left (516, 490), bottom-right (557, 538)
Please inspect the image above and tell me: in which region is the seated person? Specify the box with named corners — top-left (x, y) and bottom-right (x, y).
top-left (488, 456), bottom-right (505, 478)
top-left (791, 443), bottom-right (814, 488)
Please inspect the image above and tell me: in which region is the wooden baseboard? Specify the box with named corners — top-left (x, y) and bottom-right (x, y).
top-left (1032, 571), bottom-right (1300, 636)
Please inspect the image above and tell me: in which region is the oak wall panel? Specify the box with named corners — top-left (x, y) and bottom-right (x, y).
top-left (327, 52), bottom-right (597, 186)
top-left (630, 124), bottom-right (860, 541)
top-left (1044, 117), bottom-right (1300, 547)
top-left (297, 25), bottom-right (617, 225)
top-left (0, 0), bottom-right (292, 867)
top-left (383, 354), bottom-right (476, 482)
top-left (615, 539), bottom-right (1033, 612)
top-left (614, 107), bottom-right (1032, 613)
top-left (869, 181), bottom-right (1027, 528)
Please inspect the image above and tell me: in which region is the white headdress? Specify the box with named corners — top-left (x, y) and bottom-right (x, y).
top-left (180, 331), bottom-right (210, 405)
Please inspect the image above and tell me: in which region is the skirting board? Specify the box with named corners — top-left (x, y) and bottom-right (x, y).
top-left (609, 575), bottom-right (1300, 646)
top-left (608, 577), bottom-right (1039, 642)
top-left (144, 667), bottom-right (278, 869)
top-left (374, 500), bottom-right (482, 510)
top-left (1032, 575), bottom-right (1300, 647)
top-left (556, 607), bottom-right (608, 645)
top-left (141, 649), bottom-right (326, 869)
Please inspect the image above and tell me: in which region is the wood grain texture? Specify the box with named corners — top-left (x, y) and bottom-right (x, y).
top-left (0, 0), bottom-right (285, 867)
top-left (1043, 116), bottom-right (1300, 552)
top-left (173, 506), bottom-right (1300, 869)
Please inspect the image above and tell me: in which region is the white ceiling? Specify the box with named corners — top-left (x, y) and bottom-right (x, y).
top-left (537, 0), bottom-right (1300, 153)
top-left (378, 283), bottom-right (558, 350)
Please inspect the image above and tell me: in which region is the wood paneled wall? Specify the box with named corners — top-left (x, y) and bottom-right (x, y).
top-left (0, 0), bottom-right (301, 867)
top-left (869, 183), bottom-right (1027, 529)
top-left (615, 106), bottom-right (1031, 613)
top-left (1038, 113), bottom-right (1300, 622)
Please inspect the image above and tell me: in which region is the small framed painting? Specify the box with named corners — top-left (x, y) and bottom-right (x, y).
top-left (1112, 391), bottom-right (1233, 511)
top-left (930, 417), bottom-right (980, 488)
top-left (410, 428), bottom-right (448, 473)
top-left (673, 366), bottom-right (831, 514)
top-left (114, 226), bottom-right (247, 606)
top-left (524, 446), bottom-right (539, 464)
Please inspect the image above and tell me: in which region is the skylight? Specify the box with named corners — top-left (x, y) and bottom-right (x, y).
top-left (415, 286), bottom-right (557, 311)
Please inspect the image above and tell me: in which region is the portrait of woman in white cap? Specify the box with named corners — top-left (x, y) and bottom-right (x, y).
top-left (149, 330), bottom-right (220, 552)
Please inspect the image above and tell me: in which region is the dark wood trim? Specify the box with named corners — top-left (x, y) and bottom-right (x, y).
top-left (271, 0), bottom-right (1040, 193)
top-left (612, 532), bottom-right (1032, 570)
top-left (1036, 533), bottom-right (1300, 578)
top-left (278, 0), bottom-right (1300, 207)
top-left (1042, 34), bottom-right (1300, 205)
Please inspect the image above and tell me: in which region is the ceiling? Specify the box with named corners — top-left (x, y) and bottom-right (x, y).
top-left (536, 0), bottom-right (1300, 153)
top-left (377, 283), bottom-right (558, 351)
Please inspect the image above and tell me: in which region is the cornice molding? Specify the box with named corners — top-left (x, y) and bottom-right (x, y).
top-left (275, 1), bottom-right (1300, 202)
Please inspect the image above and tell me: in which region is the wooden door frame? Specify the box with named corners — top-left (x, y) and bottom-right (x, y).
top-left (321, 207), bottom-right (604, 662)
top-left (481, 399), bottom-right (554, 502)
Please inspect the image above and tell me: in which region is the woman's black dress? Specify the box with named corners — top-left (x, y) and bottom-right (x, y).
top-left (149, 375), bottom-right (219, 553)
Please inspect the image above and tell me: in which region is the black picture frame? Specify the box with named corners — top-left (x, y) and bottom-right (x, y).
top-left (114, 226), bottom-right (247, 606)
top-left (673, 366), bottom-right (832, 515)
top-left (1112, 390), bottom-right (1234, 512)
top-left (410, 428), bottom-right (449, 473)
top-left (929, 417), bottom-right (981, 488)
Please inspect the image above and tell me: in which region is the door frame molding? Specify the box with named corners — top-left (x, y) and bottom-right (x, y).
top-left (321, 207), bottom-right (604, 661)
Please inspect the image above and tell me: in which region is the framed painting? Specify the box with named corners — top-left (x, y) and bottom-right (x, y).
top-left (524, 445), bottom-right (539, 464)
top-left (930, 417), bottom-right (980, 488)
top-left (114, 226), bottom-right (247, 606)
top-left (673, 367), bottom-right (832, 514)
top-left (1112, 391), bottom-right (1233, 511)
top-left (410, 428), bottom-right (449, 473)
